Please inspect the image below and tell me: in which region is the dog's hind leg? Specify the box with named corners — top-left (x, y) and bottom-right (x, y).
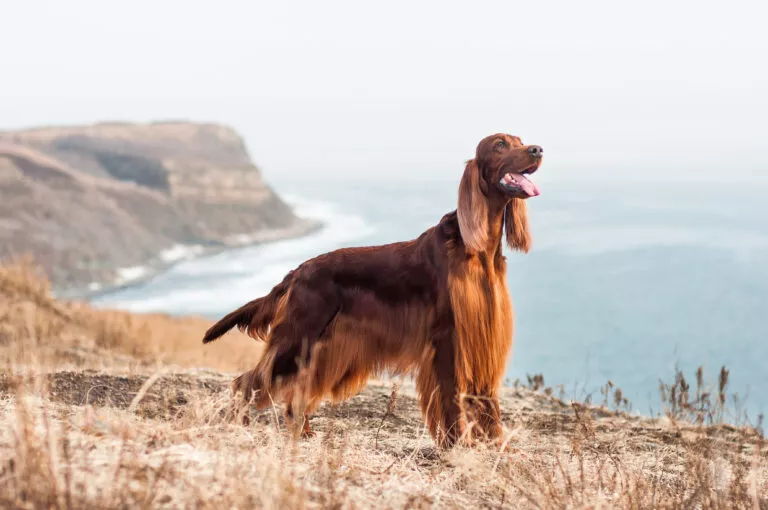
top-left (228, 368), bottom-right (272, 425)
top-left (234, 276), bottom-right (341, 432)
top-left (284, 396), bottom-right (316, 438)
top-left (261, 276), bottom-right (341, 386)
top-left (232, 368), bottom-right (271, 406)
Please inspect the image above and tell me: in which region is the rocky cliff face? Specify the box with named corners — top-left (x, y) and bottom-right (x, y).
top-left (0, 122), bottom-right (312, 291)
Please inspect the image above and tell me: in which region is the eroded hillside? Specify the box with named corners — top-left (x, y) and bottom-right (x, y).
top-left (0, 122), bottom-right (315, 291)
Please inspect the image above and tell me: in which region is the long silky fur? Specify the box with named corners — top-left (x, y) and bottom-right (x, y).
top-left (457, 160), bottom-right (489, 253)
top-left (504, 198), bottom-right (531, 252)
top-left (203, 133), bottom-right (539, 447)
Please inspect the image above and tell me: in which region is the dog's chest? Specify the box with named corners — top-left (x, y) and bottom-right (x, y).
top-left (448, 257), bottom-right (513, 387)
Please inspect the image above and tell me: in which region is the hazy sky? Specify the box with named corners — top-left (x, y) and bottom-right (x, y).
top-left (2, 0), bottom-right (767, 182)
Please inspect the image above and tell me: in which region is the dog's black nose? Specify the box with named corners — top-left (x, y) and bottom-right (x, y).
top-left (527, 145), bottom-right (543, 157)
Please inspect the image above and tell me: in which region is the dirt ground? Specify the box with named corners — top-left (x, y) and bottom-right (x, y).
top-left (1, 261), bottom-right (766, 508)
top-left (2, 363), bottom-right (766, 508)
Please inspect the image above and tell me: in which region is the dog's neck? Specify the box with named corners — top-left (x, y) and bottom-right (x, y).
top-left (481, 195), bottom-right (510, 256)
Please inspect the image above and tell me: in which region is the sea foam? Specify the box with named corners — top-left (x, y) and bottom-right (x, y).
top-left (93, 194), bottom-right (375, 316)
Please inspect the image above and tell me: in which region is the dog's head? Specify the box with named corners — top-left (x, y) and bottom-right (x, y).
top-left (458, 134), bottom-right (543, 254)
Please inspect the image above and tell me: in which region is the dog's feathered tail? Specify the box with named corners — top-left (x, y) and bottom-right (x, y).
top-left (202, 272), bottom-right (293, 344)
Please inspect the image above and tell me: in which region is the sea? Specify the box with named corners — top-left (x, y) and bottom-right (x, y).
top-left (94, 176), bottom-right (768, 420)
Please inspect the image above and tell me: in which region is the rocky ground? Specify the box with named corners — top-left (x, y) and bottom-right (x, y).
top-left (1, 261), bottom-right (766, 508)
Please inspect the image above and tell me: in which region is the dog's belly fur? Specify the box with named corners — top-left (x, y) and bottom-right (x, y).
top-left (303, 301), bottom-right (434, 404)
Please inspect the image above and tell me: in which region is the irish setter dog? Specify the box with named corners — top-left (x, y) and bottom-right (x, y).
top-left (203, 133), bottom-right (543, 447)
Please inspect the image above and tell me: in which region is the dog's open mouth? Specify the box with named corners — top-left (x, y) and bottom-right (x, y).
top-left (499, 166), bottom-right (540, 197)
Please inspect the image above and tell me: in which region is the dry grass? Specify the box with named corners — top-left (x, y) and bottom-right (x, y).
top-left (1, 260), bottom-right (766, 508)
top-left (0, 258), bottom-right (263, 373)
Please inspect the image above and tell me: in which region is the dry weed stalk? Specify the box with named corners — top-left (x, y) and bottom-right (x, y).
top-left (375, 383), bottom-right (400, 448)
top-left (1, 260), bottom-right (767, 508)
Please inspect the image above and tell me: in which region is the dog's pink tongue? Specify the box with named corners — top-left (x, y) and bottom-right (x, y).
top-left (519, 174), bottom-right (541, 197)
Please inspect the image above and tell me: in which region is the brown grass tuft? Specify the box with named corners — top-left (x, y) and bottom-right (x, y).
top-left (0, 258), bottom-right (263, 372)
top-left (1, 261), bottom-right (766, 508)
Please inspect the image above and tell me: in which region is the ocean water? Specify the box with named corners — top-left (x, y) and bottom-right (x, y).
top-left (94, 177), bottom-right (768, 418)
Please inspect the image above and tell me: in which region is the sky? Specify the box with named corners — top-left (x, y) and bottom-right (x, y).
top-left (1, 0), bottom-right (767, 182)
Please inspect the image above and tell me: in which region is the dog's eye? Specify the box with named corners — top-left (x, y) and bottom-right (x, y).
top-left (494, 140), bottom-right (507, 150)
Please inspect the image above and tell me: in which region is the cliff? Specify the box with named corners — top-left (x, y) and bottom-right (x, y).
top-left (0, 122), bottom-right (314, 291)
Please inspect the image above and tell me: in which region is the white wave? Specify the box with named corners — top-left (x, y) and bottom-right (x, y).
top-left (115, 265), bottom-right (148, 283)
top-left (159, 244), bottom-right (206, 263)
top-left (94, 194), bottom-right (376, 315)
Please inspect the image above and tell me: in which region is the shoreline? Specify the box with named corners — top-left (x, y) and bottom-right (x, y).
top-left (56, 218), bottom-right (324, 302)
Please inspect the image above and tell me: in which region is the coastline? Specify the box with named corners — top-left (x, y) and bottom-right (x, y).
top-left (55, 217), bottom-right (323, 302)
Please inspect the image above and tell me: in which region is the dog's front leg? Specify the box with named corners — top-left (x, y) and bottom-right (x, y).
top-left (417, 326), bottom-right (464, 448)
top-left (463, 391), bottom-right (503, 442)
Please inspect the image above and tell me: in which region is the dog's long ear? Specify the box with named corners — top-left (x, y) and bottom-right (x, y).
top-left (504, 198), bottom-right (531, 253)
top-left (457, 159), bottom-right (489, 253)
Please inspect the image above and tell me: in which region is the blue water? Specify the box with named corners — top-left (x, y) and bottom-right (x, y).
top-left (94, 177), bottom-right (768, 419)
